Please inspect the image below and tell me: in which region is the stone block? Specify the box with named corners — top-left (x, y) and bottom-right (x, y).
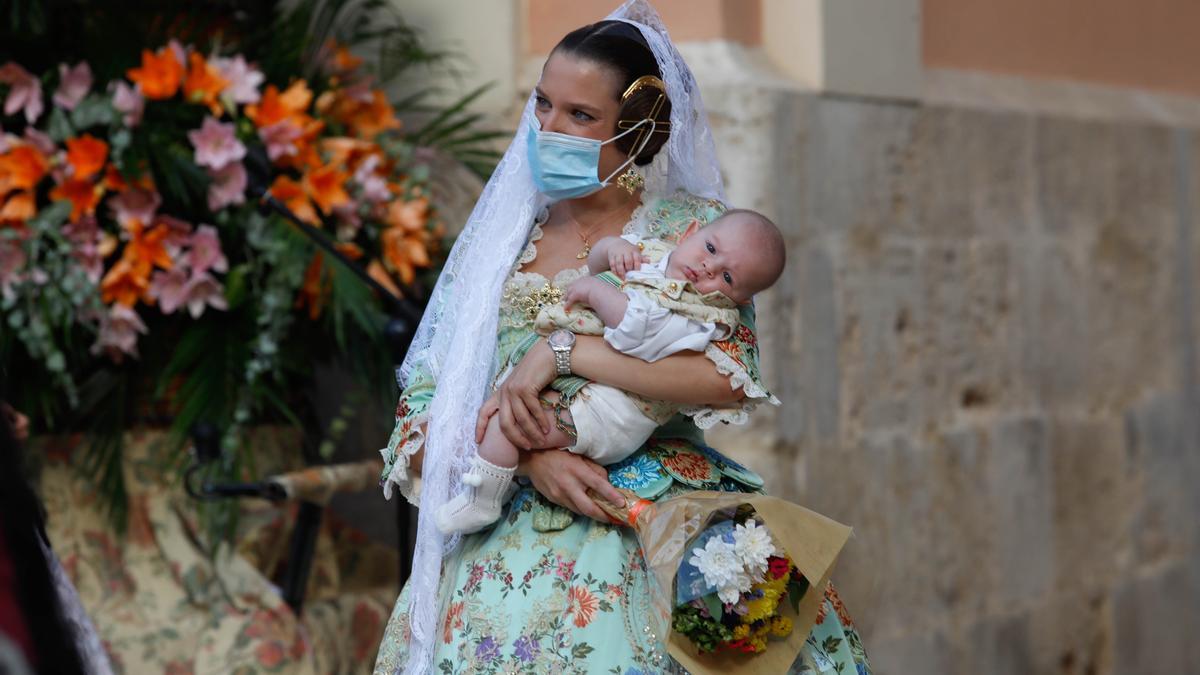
top-left (1125, 393), bottom-right (1200, 568)
top-left (984, 417), bottom-right (1055, 609)
top-left (1112, 556), bottom-right (1200, 673)
top-left (1047, 416), bottom-right (1132, 593)
top-left (866, 629), bottom-right (956, 675)
top-left (960, 612), bottom-right (1036, 675)
top-left (788, 242), bottom-right (842, 445)
top-left (805, 97), bottom-right (919, 237)
top-left (906, 106), bottom-right (1038, 240)
top-left (1027, 590), bottom-right (1114, 675)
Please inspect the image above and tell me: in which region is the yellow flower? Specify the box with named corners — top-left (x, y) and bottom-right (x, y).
top-left (770, 616), bottom-right (793, 638)
top-left (744, 586), bottom-right (783, 623)
top-left (732, 625), bottom-right (749, 640)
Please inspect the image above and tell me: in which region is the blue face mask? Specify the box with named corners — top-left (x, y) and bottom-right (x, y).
top-left (526, 117), bottom-right (654, 200)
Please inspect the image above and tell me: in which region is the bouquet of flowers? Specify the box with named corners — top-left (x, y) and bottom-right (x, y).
top-left (593, 489), bottom-right (850, 673)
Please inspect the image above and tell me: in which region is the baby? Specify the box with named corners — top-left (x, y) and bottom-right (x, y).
top-left (435, 209), bottom-right (786, 534)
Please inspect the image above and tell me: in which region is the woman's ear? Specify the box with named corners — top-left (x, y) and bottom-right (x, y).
top-left (678, 219), bottom-right (700, 242)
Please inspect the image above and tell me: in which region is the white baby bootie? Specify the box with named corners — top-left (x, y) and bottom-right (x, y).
top-left (434, 456), bottom-right (517, 534)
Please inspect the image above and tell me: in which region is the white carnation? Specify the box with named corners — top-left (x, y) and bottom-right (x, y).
top-left (732, 520), bottom-right (777, 580)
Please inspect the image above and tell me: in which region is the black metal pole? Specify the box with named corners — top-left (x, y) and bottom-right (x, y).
top-left (281, 500), bottom-right (323, 613)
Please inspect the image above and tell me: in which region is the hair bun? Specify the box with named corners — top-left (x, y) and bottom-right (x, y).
top-left (616, 82), bottom-right (672, 166)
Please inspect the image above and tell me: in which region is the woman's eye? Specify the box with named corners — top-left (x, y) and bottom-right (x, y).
top-left (723, 272), bottom-right (733, 285)
top-left (573, 110), bottom-right (594, 121)
top-left (705, 242), bottom-right (715, 254)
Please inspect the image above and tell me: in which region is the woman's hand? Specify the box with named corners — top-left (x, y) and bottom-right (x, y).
top-left (521, 449), bottom-right (626, 521)
top-left (495, 339), bottom-right (557, 448)
top-left (475, 393), bottom-right (501, 443)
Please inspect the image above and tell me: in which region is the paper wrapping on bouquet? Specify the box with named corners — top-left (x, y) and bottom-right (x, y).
top-left (591, 488), bottom-right (852, 675)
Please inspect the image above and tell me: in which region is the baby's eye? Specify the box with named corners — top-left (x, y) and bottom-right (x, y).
top-left (705, 242), bottom-right (715, 254)
top-left (535, 96), bottom-right (550, 108)
top-left (723, 272), bottom-right (733, 285)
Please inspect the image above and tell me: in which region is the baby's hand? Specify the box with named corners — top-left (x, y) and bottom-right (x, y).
top-left (606, 238), bottom-right (649, 279)
top-left (564, 276), bottom-right (604, 311)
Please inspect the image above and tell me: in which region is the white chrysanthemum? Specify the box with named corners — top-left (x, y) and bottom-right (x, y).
top-left (732, 520), bottom-right (778, 579)
top-left (717, 579), bottom-right (746, 605)
top-left (689, 537), bottom-right (743, 591)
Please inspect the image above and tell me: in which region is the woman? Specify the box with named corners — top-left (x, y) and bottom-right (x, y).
top-left (375, 3), bottom-right (870, 673)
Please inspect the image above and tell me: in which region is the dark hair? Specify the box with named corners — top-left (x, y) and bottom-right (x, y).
top-left (553, 20), bottom-right (671, 166)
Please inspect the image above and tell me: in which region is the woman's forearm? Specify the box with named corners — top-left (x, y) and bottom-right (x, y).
top-left (568, 334), bottom-right (742, 404)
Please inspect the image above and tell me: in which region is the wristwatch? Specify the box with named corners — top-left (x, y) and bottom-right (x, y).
top-left (547, 329), bottom-right (576, 376)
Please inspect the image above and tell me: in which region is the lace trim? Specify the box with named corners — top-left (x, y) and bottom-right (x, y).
top-left (680, 343), bottom-right (781, 429)
top-left (516, 197), bottom-right (650, 268)
top-left (516, 208), bottom-right (547, 266)
top-left (380, 413), bottom-right (428, 506)
top-left (506, 265), bottom-right (588, 290)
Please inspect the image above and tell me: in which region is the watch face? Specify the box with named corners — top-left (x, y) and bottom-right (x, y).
top-left (549, 330), bottom-right (574, 348)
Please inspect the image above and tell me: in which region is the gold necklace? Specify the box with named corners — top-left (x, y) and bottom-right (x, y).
top-left (566, 200), bottom-right (633, 259)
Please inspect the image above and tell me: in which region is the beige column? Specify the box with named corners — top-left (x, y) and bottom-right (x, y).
top-left (762, 0), bottom-right (922, 100)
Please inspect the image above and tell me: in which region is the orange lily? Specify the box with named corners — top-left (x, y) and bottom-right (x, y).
top-left (347, 90), bottom-right (401, 139)
top-left (367, 258), bottom-right (404, 299)
top-left (333, 44), bottom-right (363, 72)
top-left (303, 161), bottom-right (350, 215)
top-left (320, 137), bottom-right (375, 171)
top-left (66, 134), bottom-right (109, 180)
top-left (126, 47), bottom-right (184, 100)
top-left (182, 52), bottom-right (228, 116)
top-left (386, 196), bottom-right (429, 231)
top-left (100, 258), bottom-right (152, 307)
top-left (50, 179), bottom-right (103, 221)
top-left (0, 191), bottom-right (35, 224)
top-left (279, 117), bottom-right (327, 171)
top-left (268, 175), bottom-right (318, 224)
top-left (123, 220), bottom-right (174, 273)
top-left (0, 145), bottom-right (49, 193)
top-left (381, 197), bottom-right (432, 284)
top-left (246, 80), bottom-right (312, 129)
top-left (381, 226), bottom-right (430, 285)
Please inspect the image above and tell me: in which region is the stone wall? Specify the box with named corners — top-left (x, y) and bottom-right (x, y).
top-left (689, 45), bottom-right (1200, 674)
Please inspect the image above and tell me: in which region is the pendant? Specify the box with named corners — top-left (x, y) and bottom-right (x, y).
top-left (577, 245), bottom-right (590, 260)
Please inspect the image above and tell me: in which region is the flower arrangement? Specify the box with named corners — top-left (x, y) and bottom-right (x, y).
top-left (0, 1), bottom-right (499, 530)
top-left (591, 489), bottom-right (851, 673)
top-left (673, 516), bottom-right (808, 654)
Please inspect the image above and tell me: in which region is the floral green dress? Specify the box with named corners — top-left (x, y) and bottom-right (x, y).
top-left (375, 193), bottom-right (871, 675)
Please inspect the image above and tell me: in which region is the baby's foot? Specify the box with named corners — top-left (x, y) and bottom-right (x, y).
top-left (434, 456), bottom-right (516, 535)
top-left (435, 491), bottom-right (502, 534)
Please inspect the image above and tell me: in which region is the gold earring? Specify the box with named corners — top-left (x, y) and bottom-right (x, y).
top-left (616, 166), bottom-right (644, 194)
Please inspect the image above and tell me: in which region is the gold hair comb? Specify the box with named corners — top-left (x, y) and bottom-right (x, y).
top-left (618, 75), bottom-right (671, 150)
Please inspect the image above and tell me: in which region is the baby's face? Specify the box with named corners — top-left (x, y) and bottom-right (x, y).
top-left (665, 216), bottom-right (767, 304)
